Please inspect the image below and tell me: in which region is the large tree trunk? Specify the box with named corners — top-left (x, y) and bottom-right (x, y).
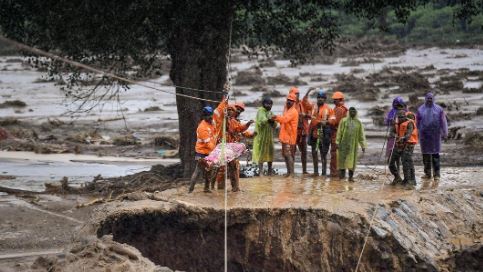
top-left (168, 1), bottom-right (234, 177)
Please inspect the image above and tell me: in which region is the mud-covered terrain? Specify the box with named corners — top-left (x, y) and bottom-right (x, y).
top-left (1, 44), bottom-right (482, 271)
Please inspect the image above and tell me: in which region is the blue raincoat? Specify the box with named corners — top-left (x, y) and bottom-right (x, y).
top-left (416, 93), bottom-right (448, 154)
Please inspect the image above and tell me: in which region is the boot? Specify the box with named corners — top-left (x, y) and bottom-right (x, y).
top-left (339, 169), bottom-right (346, 180)
top-left (312, 149), bottom-right (319, 176)
top-left (422, 154), bottom-right (432, 179)
top-left (287, 156), bottom-right (295, 177)
top-left (321, 157), bottom-right (327, 176)
top-left (267, 162), bottom-right (273, 176)
top-left (391, 175), bottom-right (403, 185)
top-left (302, 155), bottom-right (308, 174)
top-left (432, 154), bottom-right (441, 180)
top-left (203, 179), bottom-right (211, 193)
top-left (348, 170), bottom-right (354, 182)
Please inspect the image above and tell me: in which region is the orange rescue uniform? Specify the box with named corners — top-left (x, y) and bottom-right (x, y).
top-left (195, 120), bottom-right (216, 155)
top-left (276, 106), bottom-right (299, 145)
top-left (396, 120), bottom-right (418, 144)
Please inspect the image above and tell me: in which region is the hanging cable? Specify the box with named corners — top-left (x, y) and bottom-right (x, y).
top-left (0, 36), bottom-right (219, 103)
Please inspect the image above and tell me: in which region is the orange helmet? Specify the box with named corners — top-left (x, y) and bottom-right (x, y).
top-left (287, 92), bottom-right (297, 101)
top-left (289, 86), bottom-right (299, 94)
top-left (332, 91), bottom-right (344, 100)
top-left (234, 102), bottom-right (245, 111)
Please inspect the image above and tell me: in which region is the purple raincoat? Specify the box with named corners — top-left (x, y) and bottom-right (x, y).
top-left (416, 93), bottom-right (448, 154)
top-left (385, 97), bottom-right (406, 158)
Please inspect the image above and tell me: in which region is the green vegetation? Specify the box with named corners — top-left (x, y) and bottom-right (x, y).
top-left (340, 2), bottom-right (483, 45)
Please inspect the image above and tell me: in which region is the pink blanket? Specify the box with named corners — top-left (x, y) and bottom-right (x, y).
top-left (203, 143), bottom-right (246, 168)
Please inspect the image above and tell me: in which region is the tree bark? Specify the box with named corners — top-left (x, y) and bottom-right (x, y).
top-left (168, 1), bottom-right (234, 177)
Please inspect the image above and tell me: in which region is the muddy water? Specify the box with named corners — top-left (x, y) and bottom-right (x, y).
top-left (0, 151), bottom-right (173, 191)
top-left (156, 166), bottom-right (482, 213)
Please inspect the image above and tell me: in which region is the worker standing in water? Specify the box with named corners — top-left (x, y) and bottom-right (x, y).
top-left (215, 104), bottom-right (254, 191)
top-left (307, 89), bottom-right (335, 177)
top-left (390, 110), bottom-right (418, 186)
top-left (272, 92), bottom-right (299, 177)
top-left (189, 93), bottom-right (228, 193)
top-left (252, 97), bottom-right (275, 176)
top-left (188, 106), bottom-right (218, 193)
top-left (287, 87), bottom-right (312, 174)
top-left (335, 107), bottom-right (367, 181)
top-left (416, 92), bottom-right (448, 181)
top-left (329, 91), bottom-right (348, 179)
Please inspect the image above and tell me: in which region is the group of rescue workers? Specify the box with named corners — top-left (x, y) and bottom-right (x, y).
top-left (189, 86), bottom-right (448, 193)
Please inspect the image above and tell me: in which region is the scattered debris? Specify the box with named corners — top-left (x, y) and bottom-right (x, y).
top-left (144, 106), bottom-right (163, 112)
top-left (153, 135), bottom-right (179, 149)
top-left (113, 135), bottom-right (140, 146)
top-left (0, 117), bottom-right (19, 126)
top-left (234, 67), bottom-right (265, 85)
top-left (0, 99), bottom-right (27, 108)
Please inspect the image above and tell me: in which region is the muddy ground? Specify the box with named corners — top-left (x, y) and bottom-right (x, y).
top-left (0, 44), bottom-right (482, 271)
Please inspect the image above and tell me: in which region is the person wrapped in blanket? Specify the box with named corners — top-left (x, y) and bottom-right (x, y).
top-left (188, 95), bottom-right (228, 193)
top-left (213, 104), bottom-right (255, 192)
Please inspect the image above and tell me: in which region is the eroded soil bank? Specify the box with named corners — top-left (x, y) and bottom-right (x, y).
top-left (96, 175), bottom-right (482, 272)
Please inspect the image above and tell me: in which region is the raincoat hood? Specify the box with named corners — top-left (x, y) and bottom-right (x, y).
top-left (392, 96), bottom-right (405, 109)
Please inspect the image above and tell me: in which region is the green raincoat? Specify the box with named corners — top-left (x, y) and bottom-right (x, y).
top-left (336, 116), bottom-right (367, 170)
top-left (252, 107), bottom-right (275, 163)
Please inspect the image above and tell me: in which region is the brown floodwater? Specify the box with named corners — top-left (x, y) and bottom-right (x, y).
top-left (155, 166), bottom-right (483, 214)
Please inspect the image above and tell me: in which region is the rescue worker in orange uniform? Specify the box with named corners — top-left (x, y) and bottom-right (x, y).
top-left (306, 89), bottom-right (335, 176)
top-left (215, 104), bottom-right (254, 191)
top-left (389, 110), bottom-right (418, 186)
top-left (189, 94), bottom-right (228, 193)
top-left (189, 106), bottom-right (217, 193)
top-left (329, 91), bottom-right (348, 178)
top-left (272, 92), bottom-right (299, 177)
top-left (287, 87), bottom-right (312, 174)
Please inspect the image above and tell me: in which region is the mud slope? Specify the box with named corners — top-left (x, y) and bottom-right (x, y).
top-left (97, 188), bottom-right (482, 272)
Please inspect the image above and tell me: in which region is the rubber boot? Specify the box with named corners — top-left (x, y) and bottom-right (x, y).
top-left (283, 156), bottom-right (290, 177)
top-left (312, 148), bottom-right (319, 176)
top-left (391, 175), bottom-right (403, 185)
top-left (301, 156), bottom-right (308, 175)
top-left (321, 155), bottom-right (327, 176)
top-left (422, 154), bottom-right (432, 179)
top-left (432, 154), bottom-right (441, 181)
top-left (287, 156), bottom-right (295, 177)
top-left (339, 169), bottom-right (346, 180)
top-left (216, 168), bottom-right (225, 190)
top-left (203, 178), bottom-right (211, 193)
top-left (348, 170), bottom-right (354, 182)
top-left (267, 162), bottom-right (273, 176)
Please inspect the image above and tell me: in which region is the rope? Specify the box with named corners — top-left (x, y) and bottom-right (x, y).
top-left (0, 36), bottom-right (219, 103)
top-left (354, 51), bottom-right (394, 272)
top-left (223, 15), bottom-right (234, 272)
